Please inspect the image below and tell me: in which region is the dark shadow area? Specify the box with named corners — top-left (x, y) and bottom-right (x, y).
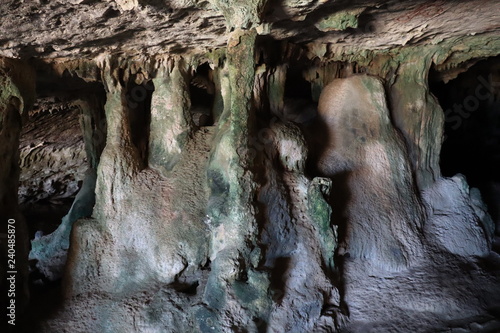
top-left (22, 199), bottom-right (74, 239)
top-left (303, 107), bottom-right (328, 179)
top-left (284, 64), bottom-right (312, 100)
top-left (16, 278), bottom-right (64, 333)
top-left (190, 62), bottom-right (215, 127)
top-left (126, 79), bottom-right (154, 166)
top-left (268, 256), bottom-right (291, 305)
top-left (170, 280), bottom-right (199, 296)
top-left (36, 67), bottom-right (104, 98)
top-left (283, 57), bottom-right (318, 125)
top-left (429, 56), bottom-right (500, 235)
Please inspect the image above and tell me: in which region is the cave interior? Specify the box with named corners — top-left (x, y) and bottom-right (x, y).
top-left (0, 1), bottom-right (500, 332)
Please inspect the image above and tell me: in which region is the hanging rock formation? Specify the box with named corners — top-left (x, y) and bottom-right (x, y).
top-left (1, 1), bottom-right (500, 333)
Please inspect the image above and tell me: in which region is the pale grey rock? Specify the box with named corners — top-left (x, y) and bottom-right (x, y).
top-left (149, 59), bottom-right (192, 173)
top-left (65, 66), bottom-right (211, 296)
top-left (423, 175), bottom-right (493, 258)
top-left (259, 121), bottom-right (342, 332)
top-left (29, 169), bottom-right (97, 281)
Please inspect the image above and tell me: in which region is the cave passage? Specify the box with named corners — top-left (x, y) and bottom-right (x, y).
top-left (2, 1), bottom-right (500, 332)
top-left (284, 63), bottom-right (313, 101)
top-left (21, 68), bottom-right (105, 235)
top-left (20, 66), bottom-right (106, 255)
top-left (16, 70), bottom-right (107, 331)
top-left (430, 57), bottom-right (500, 233)
top-left (190, 62), bottom-right (215, 127)
top-left (19, 105), bottom-right (80, 238)
top-left (127, 79), bottom-right (154, 166)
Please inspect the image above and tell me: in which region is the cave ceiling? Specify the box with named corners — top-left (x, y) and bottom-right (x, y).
top-left (1, 0), bottom-right (499, 59)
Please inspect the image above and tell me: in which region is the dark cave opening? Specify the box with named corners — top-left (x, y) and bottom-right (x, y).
top-left (126, 79), bottom-right (154, 166)
top-left (20, 67), bottom-right (106, 237)
top-left (18, 71), bottom-right (107, 332)
top-left (429, 56), bottom-right (500, 234)
top-left (190, 62), bottom-right (215, 127)
top-left (284, 64), bottom-right (313, 101)
top-left (282, 62), bottom-right (317, 125)
top-left (20, 68), bottom-right (106, 256)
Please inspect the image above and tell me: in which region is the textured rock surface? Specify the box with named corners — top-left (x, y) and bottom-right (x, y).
top-left (423, 175), bottom-right (494, 258)
top-left (18, 101), bottom-right (87, 207)
top-left (1, 0), bottom-right (500, 333)
top-left (149, 58), bottom-right (192, 172)
top-left (259, 121), bottom-right (341, 331)
top-left (317, 75), bottom-right (424, 272)
top-left (1, 0), bottom-right (499, 58)
top-left (0, 0), bottom-right (227, 58)
top-left (65, 59), bottom-right (210, 297)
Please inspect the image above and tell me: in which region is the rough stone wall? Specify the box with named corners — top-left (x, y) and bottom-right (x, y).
top-left (18, 102), bottom-right (87, 207)
top-left (1, 1), bottom-right (500, 333)
top-left (23, 45), bottom-right (495, 333)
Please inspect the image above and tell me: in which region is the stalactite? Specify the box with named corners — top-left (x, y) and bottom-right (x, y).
top-left (149, 57), bottom-right (192, 173)
top-left (76, 95), bottom-right (107, 171)
top-left (94, 57), bottom-right (143, 218)
top-left (389, 53), bottom-right (445, 190)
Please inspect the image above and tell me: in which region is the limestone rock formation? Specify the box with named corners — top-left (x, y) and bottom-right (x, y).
top-left (0, 1), bottom-right (499, 333)
top-left (317, 75), bottom-right (424, 272)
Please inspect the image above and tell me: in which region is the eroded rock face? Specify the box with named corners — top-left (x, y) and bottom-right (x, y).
top-left (423, 175), bottom-right (494, 258)
top-left (259, 121), bottom-right (341, 331)
top-left (2, 1), bottom-right (500, 333)
top-left (317, 75), bottom-right (424, 272)
top-left (0, 58), bottom-right (36, 313)
top-left (65, 58), bottom-right (211, 299)
top-left (1, 0), bottom-right (499, 59)
top-left (0, 0), bottom-right (227, 58)
top-left (18, 100), bottom-right (87, 207)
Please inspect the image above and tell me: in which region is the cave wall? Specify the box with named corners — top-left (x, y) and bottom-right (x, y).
top-left (14, 40), bottom-right (494, 333)
top-left (1, 1), bottom-right (500, 333)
